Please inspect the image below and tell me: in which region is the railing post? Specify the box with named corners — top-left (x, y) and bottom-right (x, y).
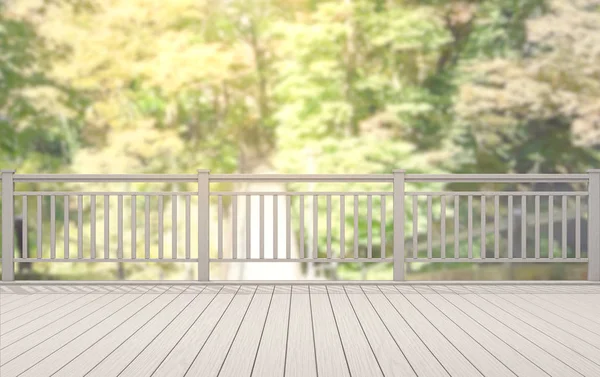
top-left (2, 169), bottom-right (15, 281)
top-left (393, 169), bottom-right (406, 281)
top-left (588, 169), bottom-right (600, 281)
top-left (197, 169), bottom-right (210, 281)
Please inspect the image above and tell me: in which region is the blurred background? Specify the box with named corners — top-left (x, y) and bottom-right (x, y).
top-left (0, 0), bottom-right (599, 281)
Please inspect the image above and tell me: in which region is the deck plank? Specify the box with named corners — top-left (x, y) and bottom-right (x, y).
top-left (85, 291), bottom-right (205, 376)
top-left (251, 285), bottom-right (291, 377)
top-left (51, 291), bottom-right (183, 377)
top-left (427, 294), bottom-right (579, 377)
top-left (328, 285), bottom-right (383, 377)
top-left (117, 287), bottom-right (231, 377)
top-left (362, 286), bottom-right (449, 377)
top-left (1, 294), bottom-right (87, 331)
top-left (284, 285), bottom-right (318, 377)
top-left (309, 286), bottom-right (351, 377)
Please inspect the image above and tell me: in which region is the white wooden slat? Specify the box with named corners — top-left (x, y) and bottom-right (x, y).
top-left (300, 195), bottom-right (305, 259)
top-left (131, 195), bottom-right (136, 259)
top-left (49, 196), bottom-right (55, 259)
top-left (548, 196), bottom-right (553, 259)
top-left (413, 196), bottom-right (418, 259)
top-left (494, 195), bottom-right (500, 259)
top-left (535, 195), bottom-right (540, 259)
top-left (218, 286), bottom-right (274, 377)
top-left (340, 195), bottom-right (345, 259)
top-left (145, 196), bottom-right (150, 259)
top-left (22, 196), bottom-right (28, 259)
top-left (467, 195), bottom-right (472, 259)
top-left (327, 195), bottom-right (332, 259)
top-left (381, 286), bottom-right (485, 376)
top-left (118, 195), bottom-right (123, 259)
top-left (381, 196), bottom-right (386, 259)
top-left (286, 196), bottom-right (291, 259)
top-left (37, 195), bottom-right (42, 258)
top-left (78, 195), bottom-right (83, 259)
top-left (232, 195), bottom-right (237, 259)
top-left (562, 195), bottom-right (567, 258)
top-left (283, 286), bottom-right (318, 377)
top-left (274, 195), bottom-right (278, 259)
top-left (184, 287), bottom-right (257, 377)
top-left (247, 195), bottom-right (251, 259)
top-left (576, 195), bottom-right (581, 259)
top-left (440, 196), bottom-right (446, 259)
top-left (522, 196), bottom-right (526, 259)
top-left (218, 195), bottom-right (223, 259)
top-left (508, 196), bottom-right (513, 259)
top-left (185, 195), bottom-right (191, 260)
top-left (367, 195), bottom-right (372, 259)
top-left (481, 196), bottom-right (486, 259)
top-left (345, 286), bottom-right (415, 377)
top-left (427, 196), bottom-right (432, 259)
top-left (454, 196), bottom-right (459, 259)
top-left (354, 195), bottom-right (359, 259)
top-left (103, 195), bottom-right (108, 259)
top-left (260, 195), bottom-right (265, 259)
top-left (90, 196), bottom-right (96, 259)
top-left (252, 286), bottom-right (291, 377)
top-left (328, 286), bottom-right (382, 377)
top-left (309, 286), bottom-right (351, 377)
top-left (158, 195), bottom-right (164, 259)
top-left (313, 195), bottom-right (318, 259)
top-left (172, 195), bottom-right (177, 259)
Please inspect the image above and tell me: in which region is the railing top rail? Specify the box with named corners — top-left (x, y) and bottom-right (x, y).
top-left (8, 173), bottom-right (590, 183)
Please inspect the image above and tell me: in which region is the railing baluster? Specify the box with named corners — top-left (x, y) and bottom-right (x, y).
top-left (103, 195), bottom-right (108, 259)
top-left (260, 195), bottom-right (265, 259)
top-left (274, 195), bottom-right (278, 259)
top-left (300, 195), bottom-right (305, 259)
top-left (535, 195), bottom-right (540, 259)
top-left (381, 195), bottom-right (386, 260)
top-left (508, 196), bottom-right (513, 259)
top-left (521, 196), bottom-right (526, 259)
top-left (247, 195), bottom-right (251, 259)
top-left (313, 195), bottom-right (318, 259)
top-left (576, 195), bottom-right (581, 259)
top-left (548, 196), bottom-right (553, 259)
top-left (286, 196), bottom-right (291, 259)
top-left (495, 195), bottom-right (500, 259)
top-left (468, 195), bottom-right (473, 259)
top-left (218, 195), bottom-right (223, 259)
top-left (327, 195), bottom-right (332, 259)
top-left (145, 196), bottom-right (150, 259)
top-left (232, 195), bottom-right (237, 259)
top-left (340, 195), bottom-right (345, 259)
top-left (50, 196), bottom-right (56, 259)
top-left (78, 195), bottom-right (83, 259)
top-left (454, 196), bottom-right (459, 259)
top-left (172, 195), bottom-right (177, 259)
top-left (562, 195), bottom-right (567, 258)
top-left (158, 195), bottom-right (164, 259)
top-left (23, 196), bottom-right (28, 259)
top-left (367, 195), bottom-right (372, 259)
top-left (354, 195), bottom-right (358, 259)
top-left (90, 196), bottom-right (96, 259)
top-left (412, 196), bottom-right (418, 259)
top-left (440, 196), bottom-right (446, 259)
top-left (131, 195), bottom-right (136, 259)
top-left (480, 196), bottom-right (486, 259)
top-left (37, 195), bottom-right (42, 258)
top-left (186, 195), bottom-right (191, 260)
top-left (118, 195), bottom-right (123, 259)
top-left (427, 196), bottom-right (432, 259)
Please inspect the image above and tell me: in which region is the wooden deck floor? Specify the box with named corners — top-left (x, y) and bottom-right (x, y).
top-left (1, 283), bottom-right (600, 377)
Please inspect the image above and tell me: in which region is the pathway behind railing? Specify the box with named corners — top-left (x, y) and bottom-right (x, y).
top-left (1, 169), bottom-right (599, 281)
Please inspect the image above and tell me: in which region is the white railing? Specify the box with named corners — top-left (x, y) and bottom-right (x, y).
top-left (1, 169), bottom-right (599, 281)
